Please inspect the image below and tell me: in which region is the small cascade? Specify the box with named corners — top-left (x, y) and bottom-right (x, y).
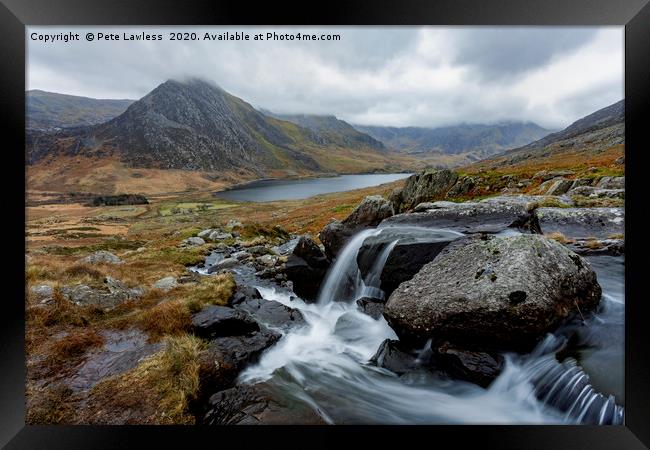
top-left (317, 228), bottom-right (396, 304)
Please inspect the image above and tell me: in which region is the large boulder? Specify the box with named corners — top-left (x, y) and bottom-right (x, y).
top-left (535, 207), bottom-right (624, 240)
top-left (384, 234), bottom-right (602, 350)
top-left (283, 235), bottom-right (330, 301)
top-left (356, 227), bottom-right (461, 297)
top-left (380, 200), bottom-right (539, 234)
top-left (61, 277), bottom-right (143, 309)
top-left (319, 195), bottom-right (394, 259)
top-left (400, 169), bottom-right (459, 210)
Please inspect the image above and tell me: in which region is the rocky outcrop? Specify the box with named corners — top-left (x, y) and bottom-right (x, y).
top-left (283, 235), bottom-right (330, 302)
top-left (152, 276), bottom-right (178, 292)
top-left (383, 234), bottom-right (601, 350)
top-left (399, 169), bottom-right (459, 210)
top-left (319, 195), bottom-right (394, 259)
top-left (61, 277), bottom-right (143, 309)
top-left (380, 200), bottom-right (539, 235)
top-left (180, 237), bottom-right (206, 247)
top-left (536, 207), bottom-right (624, 239)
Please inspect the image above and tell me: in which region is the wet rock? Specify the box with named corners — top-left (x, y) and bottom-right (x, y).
top-left (398, 169), bottom-right (459, 211)
top-left (152, 276), bottom-right (178, 292)
top-left (369, 339), bottom-right (432, 374)
top-left (380, 200), bottom-right (539, 234)
top-left (231, 250), bottom-right (252, 261)
top-left (433, 342), bottom-right (504, 387)
top-left (319, 195), bottom-right (394, 259)
top-left (203, 383), bottom-right (325, 425)
top-left (230, 285), bottom-right (263, 305)
top-left (257, 254), bottom-right (278, 267)
top-left (536, 207), bottom-right (624, 240)
top-left (78, 250), bottom-right (123, 265)
top-left (191, 306), bottom-right (260, 339)
top-left (207, 257), bottom-right (240, 274)
top-left (284, 235), bottom-right (330, 302)
top-left (384, 234), bottom-right (602, 350)
top-left (569, 238), bottom-right (624, 256)
top-left (357, 228), bottom-right (460, 296)
top-left (67, 329), bottom-right (163, 392)
top-left (180, 237), bottom-right (205, 247)
top-left (234, 296), bottom-right (306, 329)
top-left (356, 297), bottom-right (385, 319)
top-left (197, 329), bottom-right (281, 398)
top-left (246, 245), bottom-right (273, 256)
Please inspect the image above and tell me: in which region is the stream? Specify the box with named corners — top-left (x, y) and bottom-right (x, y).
top-left (211, 227), bottom-right (625, 424)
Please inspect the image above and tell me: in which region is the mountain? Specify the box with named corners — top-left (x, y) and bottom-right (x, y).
top-left (354, 122), bottom-right (552, 158)
top-left (26, 90), bottom-right (134, 129)
top-left (466, 100), bottom-right (624, 172)
top-left (26, 79), bottom-right (416, 194)
top-left (262, 112), bottom-right (386, 152)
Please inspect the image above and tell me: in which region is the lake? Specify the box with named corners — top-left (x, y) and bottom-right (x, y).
top-left (214, 173), bottom-right (411, 202)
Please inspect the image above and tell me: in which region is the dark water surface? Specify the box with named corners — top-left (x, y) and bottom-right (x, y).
top-left (214, 173), bottom-right (411, 202)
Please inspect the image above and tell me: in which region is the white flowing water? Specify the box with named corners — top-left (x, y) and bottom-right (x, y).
top-left (239, 228), bottom-right (624, 424)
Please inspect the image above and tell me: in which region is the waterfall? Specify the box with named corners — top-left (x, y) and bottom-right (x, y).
top-left (237, 227), bottom-right (624, 425)
top-left (317, 228), bottom-right (396, 304)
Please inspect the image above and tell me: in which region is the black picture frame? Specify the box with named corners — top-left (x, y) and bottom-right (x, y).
top-left (2, 0), bottom-right (649, 448)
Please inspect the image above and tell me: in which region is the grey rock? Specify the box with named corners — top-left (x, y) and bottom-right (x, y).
top-left (203, 383), bottom-right (325, 425)
top-left (400, 169), bottom-right (459, 210)
top-left (369, 339), bottom-right (432, 375)
top-left (480, 194), bottom-right (574, 208)
top-left (198, 229), bottom-right (214, 238)
top-left (234, 296), bottom-right (306, 329)
top-left (231, 250), bottom-right (252, 261)
top-left (208, 231), bottom-right (233, 242)
top-left (434, 342), bottom-right (504, 387)
top-left (61, 278), bottom-right (142, 310)
top-left (596, 176), bottom-right (624, 189)
top-left (545, 178), bottom-right (574, 196)
top-left (207, 257), bottom-right (240, 274)
top-left (283, 235), bottom-right (330, 302)
top-left (153, 276), bottom-right (178, 292)
top-left (257, 254), bottom-right (278, 267)
top-left (533, 170), bottom-right (575, 182)
top-left (191, 305), bottom-right (260, 339)
top-left (384, 234), bottom-right (601, 350)
top-left (319, 195), bottom-right (394, 259)
top-left (78, 250), bottom-right (123, 265)
top-left (356, 297), bottom-right (385, 319)
top-left (30, 284), bottom-right (54, 301)
top-left (536, 207), bottom-right (624, 239)
top-left (380, 200), bottom-right (539, 234)
top-left (181, 236), bottom-right (205, 247)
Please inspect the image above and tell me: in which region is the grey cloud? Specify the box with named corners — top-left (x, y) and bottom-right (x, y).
top-left (27, 26), bottom-right (622, 129)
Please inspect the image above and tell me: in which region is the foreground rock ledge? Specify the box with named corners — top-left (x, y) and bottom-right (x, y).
top-left (383, 234), bottom-right (601, 350)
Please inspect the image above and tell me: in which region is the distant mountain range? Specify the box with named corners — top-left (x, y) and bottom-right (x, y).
top-left (261, 111), bottom-right (386, 152)
top-left (24, 80), bottom-right (623, 194)
top-left (468, 100), bottom-right (624, 171)
top-left (354, 122), bottom-right (552, 158)
top-left (27, 90), bottom-right (134, 129)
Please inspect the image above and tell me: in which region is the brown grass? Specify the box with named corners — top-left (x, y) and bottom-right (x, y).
top-left (80, 334), bottom-right (205, 424)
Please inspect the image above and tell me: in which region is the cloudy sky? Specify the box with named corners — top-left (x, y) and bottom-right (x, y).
top-left (27, 26), bottom-right (623, 129)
